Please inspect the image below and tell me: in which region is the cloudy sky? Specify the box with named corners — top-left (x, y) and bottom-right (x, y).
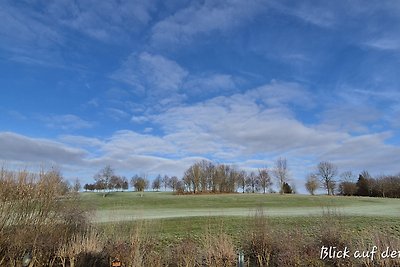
top-left (1, 0), bottom-right (399, 191)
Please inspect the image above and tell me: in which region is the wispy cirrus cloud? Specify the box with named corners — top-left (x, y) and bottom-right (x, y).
top-left (184, 73), bottom-right (237, 97)
top-left (40, 114), bottom-right (94, 131)
top-left (151, 0), bottom-right (267, 45)
top-left (366, 37), bottom-right (400, 51)
top-left (268, 0), bottom-right (338, 28)
top-left (111, 52), bottom-right (188, 96)
top-left (110, 52), bottom-right (241, 109)
top-left (47, 0), bottom-right (155, 42)
top-left (0, 2), bottom-right (64, 66)
top-left (0, 0), bottom-right (156, 68)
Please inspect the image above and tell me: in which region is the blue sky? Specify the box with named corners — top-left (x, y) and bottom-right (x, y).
top-left (1, 0), bottom-right (400, 191)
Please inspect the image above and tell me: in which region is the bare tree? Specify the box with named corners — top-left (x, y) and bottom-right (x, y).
top-left (162, 175), bottom-right (170, 191)
top-left (338, 171), bottom-right (357, 196)
top-left (94, 165), bottom-right (114, 196)
top-left (131, 174), bottom-right (149, 196)
top-left (169, 176), bottom-right (179, 192)
top-left (183, 163), bottom-right (202, 193)
top-left (246, 171), bottom-right (259, 193)
top-left (72, 178), bottom-right (81, 193)
top-left (237, 170), bottom-right (246, 193)
top-left (152, 175), bottom-right (161, 191)
top-left (317, 161), bottom-right (338, 195)
top-left (121, 176), bottom-right (129, 191)
top-left (258, 168), bottom-right (272, 194)
top-left (305, 173), bottom-right (319, 195)
top-left (340, 171), bottom-right (355, 182)
top-left (273, 157), bottom-right (289, 194)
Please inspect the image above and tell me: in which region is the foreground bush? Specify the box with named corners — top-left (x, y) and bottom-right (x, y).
top-left (0, 167), bottom-right (88, 266)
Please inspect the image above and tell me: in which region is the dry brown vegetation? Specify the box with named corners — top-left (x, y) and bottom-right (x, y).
top-left (1, 167), bottom-right (400, 266)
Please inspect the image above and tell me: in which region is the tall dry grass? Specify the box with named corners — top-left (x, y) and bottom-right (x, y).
top-left (0, 167), bottom-right (88, 266)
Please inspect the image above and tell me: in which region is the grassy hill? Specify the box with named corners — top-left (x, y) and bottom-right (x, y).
top-left (80, 191), bottom-right (400, 222)
top-left (77, 191), bottom-right (400, 265)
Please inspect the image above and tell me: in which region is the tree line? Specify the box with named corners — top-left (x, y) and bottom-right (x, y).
top-left (83, 165), bottom-right (180, 194)
top-left (305, 161), bottom-right (400, 198)
top-left (85, 159), bottom-right (399, 198)
top-left (85, 158), bottom-right (295, 195)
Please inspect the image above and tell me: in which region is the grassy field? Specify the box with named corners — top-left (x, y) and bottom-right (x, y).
top-left (80, 191), bottom-right (400, 222)
top-left (79, 191), bottom-right (400, 241)
top-left (78, 192), bottom-right (400, 265)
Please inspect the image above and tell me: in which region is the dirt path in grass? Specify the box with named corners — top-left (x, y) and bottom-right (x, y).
top-left (93, 203), bottom-right (400, 223)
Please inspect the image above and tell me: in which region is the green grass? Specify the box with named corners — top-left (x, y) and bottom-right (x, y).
top-left (80, 191), bottom-right (400, 222)
top-left (79, 191), bottom-right (400, 244)
top-left (81, 191), bottom-right (396, 209)
top-left (96, 215), bottom-right (400, 247)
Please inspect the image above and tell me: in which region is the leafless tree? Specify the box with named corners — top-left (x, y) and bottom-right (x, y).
top-left (237, 170), bottom-right (247, 193)
top-left (305, 173), bottom-right (319, 195)
top-left (169, 176), bottom-right (179, 192)
top-left (72, 177), bottom-right (81, 193)
top-left (131, 174), bottom-right (149, 196)
top-left (258, 168), bottom-right (272, 194)
top-left (183, 163), bottom-right (203, 193)
top-left (246, 171), bottom-right (259, 193)
top-left (340, 171), bottom-right (355, 183)
top-left (273, 157), bottom-right (290, 194)
top-left (152, 175), bottom-right (162, 191)
top-left (94, 165), bottom-right (114, 195)
top-left (162, 175), bottom-right (170, 191)
top-left (317, 161), bottom-right (338, 195)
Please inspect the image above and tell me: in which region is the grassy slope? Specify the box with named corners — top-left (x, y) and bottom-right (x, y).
top-left (81, 191), bottom-right (400, 209)
top-left (80, 192), bottom-right (400, 244)
top-left (80, 191), bottom-right (400, 222)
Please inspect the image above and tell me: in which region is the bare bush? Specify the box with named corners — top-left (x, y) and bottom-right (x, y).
top-left (0, 167), bottom-right (88, 266)
top-left (203, 232), bottom-right (236, 267)
top-left (172, 238), bottom-right (201, 267)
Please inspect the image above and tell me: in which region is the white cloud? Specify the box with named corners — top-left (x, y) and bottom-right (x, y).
top-left (0, 2), bottom-right (65, 66)
top-left (320, 132), bottom-right (400, 174)
top-left (47, 0), bottom-right (155, 42)
top-left (139, 52), bottom-right (188, 94)
top-left (41, 114), bottom-right (94, 130)
top-left (106, 108), bottom-right (130, 121)
top-left (151, 0), bottom-right (266, 45)
top-left (365, 37), bottom-right (400, 51)
top-left (184, 73), bottom-right (237, 96)
top-left (111, 52), bottom-right (243, 106)
top-left (101, 130), bottom-right (176, 157)
top-left (0, 132), bottom-right (86, 165)
top-left (248, 80), bottom-right (315, 109)
top-left (267, 0), bottom-right (338, 28)
top-left (131, 115), bottom-right (149, 124)
top-left (110, 52), bottom-right (188, 98)
top-left (319, 105), bottom-right (382, 133)
top-left (153, 81), bottom-right (340, 158)
top-left (59, 135), bottom-right (104, 148)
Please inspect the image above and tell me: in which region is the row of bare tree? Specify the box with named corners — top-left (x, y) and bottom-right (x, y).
top-left (305, 161), bottom-right (400, 198)
top-left (88, 160), bottom-right (399, 197)
top-left (86, 158), bottom-right (294, 195)
top-left (180, 158), bottom-right (293, 194)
